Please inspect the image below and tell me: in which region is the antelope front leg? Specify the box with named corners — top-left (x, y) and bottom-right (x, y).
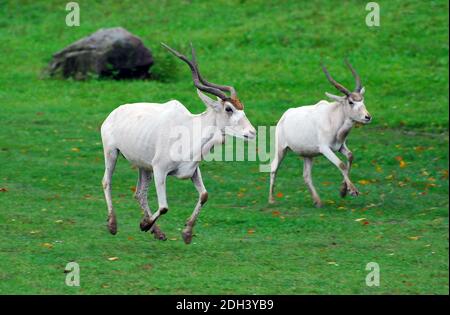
top-left (338, 143), bottom-right (354, 197)
top-left (320, 145), bottom-right (359, 196)
top-left (102, 148), bottom-right (119, 235)
top-left (182, 167), bottom-right (208, 244)
top-left (147, 168), bottom-right (169, 228)
top-left (135, 168), bottom-right (166, 241)
top-left (268, 146), bottom-right (287, 204)
top-left (303, 157), bottom-right (323, 207)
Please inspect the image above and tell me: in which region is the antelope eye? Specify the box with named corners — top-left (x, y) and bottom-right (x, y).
top-left (348, 100), bottom-right (354, 106)
top-left (225, 107), bottom-right (233, 113)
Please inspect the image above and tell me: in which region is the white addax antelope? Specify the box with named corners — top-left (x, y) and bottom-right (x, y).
top-left (269, 60), bottom-right (372, 207)
top-left (101, 43), bottom-right (256, 244)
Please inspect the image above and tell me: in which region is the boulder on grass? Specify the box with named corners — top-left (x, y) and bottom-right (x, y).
top-left (48, 27), bottom-right (153, 80)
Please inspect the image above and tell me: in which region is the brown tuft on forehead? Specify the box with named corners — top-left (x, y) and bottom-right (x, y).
top-left (229, 97), bottom-right (244, 110)
top-left (349, 92), bottom-right (363, 102)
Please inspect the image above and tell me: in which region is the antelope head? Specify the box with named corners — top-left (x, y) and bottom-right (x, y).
top-left (162, 43), bottom-right (256, 140)
top-left (322, 60), bottom-right (372, 124)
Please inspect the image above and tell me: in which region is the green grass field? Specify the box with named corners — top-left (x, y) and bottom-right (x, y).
top-left (0, 0), bottom-right (448, 294)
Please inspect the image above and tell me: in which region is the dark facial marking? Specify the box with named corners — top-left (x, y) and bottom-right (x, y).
top-left (230, 97), bottom-right (244, 110)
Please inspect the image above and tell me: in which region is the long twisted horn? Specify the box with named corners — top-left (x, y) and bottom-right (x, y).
top-left (190, 43), bottom-right (237, 99)
top-left (161, 43), bottom-right (229, 101)
top-left (322, 63), bottom-right (351, 96)
top-left (345, 59), bottom-right (362, 92)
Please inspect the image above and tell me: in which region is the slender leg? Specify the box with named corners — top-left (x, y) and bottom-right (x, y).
top-left (338, 143), bottom-right (354, 197)
top-left (147, 168), bottom-right (169, 228)
top-left (102, 148), bottom-right (119, 235)
top-left (269, 144), bottom-right (287, 204)
top-left (303, 157), bottom-right (322, 207)
top-left (134, 168), bottom-right (166, 240)
top-left (182, 167), bottom-right (208, 244)
top-left (320, 145), bottom-right (359, 196)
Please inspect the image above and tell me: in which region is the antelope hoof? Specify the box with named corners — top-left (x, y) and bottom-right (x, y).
top-left (348, 185), bottom-right (359, 197)
top-left (314, 200), bottom-right (323, 208)
top-left (182, 228), bottom-right (193, 244)
top-left (340, 182), bottom-right (348, 198)
top-left (107, 215), bottom-right (117, 235)
top-left (140, 216), bottom-right (154, 232)
top-left (151, 226), bottom-right (167, 241)
top-left (268, 197), bottom-right (275, 204)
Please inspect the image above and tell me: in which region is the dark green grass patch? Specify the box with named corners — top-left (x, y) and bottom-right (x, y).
top-left (0, 0), bottom-right (448, 294)
top-left (0, 118), bottom-right (448, 293)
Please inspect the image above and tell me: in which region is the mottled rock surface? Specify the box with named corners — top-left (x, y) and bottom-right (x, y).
top-left (48, 27), bottom-right (153, 79)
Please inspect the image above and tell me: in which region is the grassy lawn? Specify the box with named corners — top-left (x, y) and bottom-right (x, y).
top-left (0, 0), bottom-right (448, 294)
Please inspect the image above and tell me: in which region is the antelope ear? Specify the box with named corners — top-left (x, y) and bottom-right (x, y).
top-left (325, 92), bottom-right (346, 102)
top-left (197, 89), bottom-right (222, 111)
top-left (360, 87), bottom-right (366, 95)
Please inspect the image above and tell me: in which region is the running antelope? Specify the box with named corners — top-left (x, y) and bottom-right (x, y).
top-left (101, 43), bottom-right (256, 244)
top-left (269, 60), bottom-right (372, 207)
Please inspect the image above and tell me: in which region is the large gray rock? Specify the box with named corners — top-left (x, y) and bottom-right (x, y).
top-left (48, 27), bottom-right (153, 79)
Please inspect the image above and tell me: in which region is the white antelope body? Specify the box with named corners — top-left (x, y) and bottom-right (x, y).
top-left (101, 44), bottom-right (255, 244)
top-left (269, 61), bottom-right (372, 207)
